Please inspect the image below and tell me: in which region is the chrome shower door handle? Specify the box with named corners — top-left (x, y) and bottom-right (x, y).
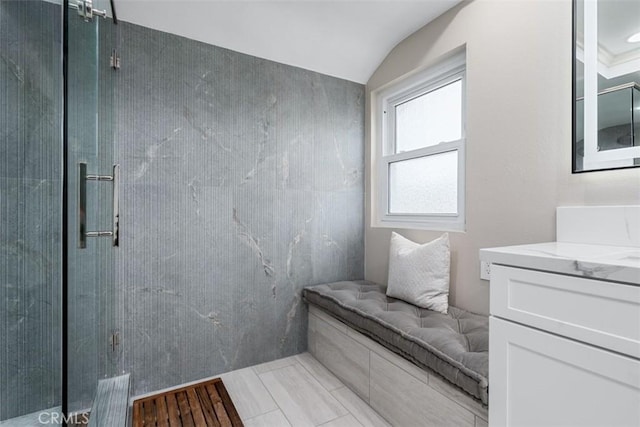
top-left (78, 162), bottom-right (120, 249)
top-left (78, 163), bottom-right (88, 248)
top-left (112, 164), bottom-right (119, 247)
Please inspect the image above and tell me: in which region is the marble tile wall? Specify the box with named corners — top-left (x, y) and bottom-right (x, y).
top-left (0, 0), bottom-right (62, 421)
top-left (111, 22), bottom-right (365, 396)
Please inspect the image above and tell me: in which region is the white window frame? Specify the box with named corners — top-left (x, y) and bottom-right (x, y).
top-left (375, 52), bottom-right (466, 232)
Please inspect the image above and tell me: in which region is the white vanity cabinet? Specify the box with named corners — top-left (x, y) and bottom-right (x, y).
top-left (487, 264), bottom-right (640, 427)
top-left (481, 206), bottom-right (640, 426)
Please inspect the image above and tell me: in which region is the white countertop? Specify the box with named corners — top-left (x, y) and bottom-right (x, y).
top-left (480, 242), bottom-right (640, 285)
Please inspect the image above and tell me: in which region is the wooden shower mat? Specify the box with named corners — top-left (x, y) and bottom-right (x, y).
top-left (133, 378), bottom-right (244, 427)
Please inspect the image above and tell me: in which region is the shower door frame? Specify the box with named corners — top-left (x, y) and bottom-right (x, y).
top-left (62, 0), bottom-right (70, 419)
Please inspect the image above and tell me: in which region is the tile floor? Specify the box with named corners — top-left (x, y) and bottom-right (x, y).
top-left (220, 352), bottom-right (390, 427)
top-left (1, 352), bottom-right (389, 427)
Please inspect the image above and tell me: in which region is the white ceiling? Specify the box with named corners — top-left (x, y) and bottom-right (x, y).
top-left (106, 0), bottom-right (463, 83)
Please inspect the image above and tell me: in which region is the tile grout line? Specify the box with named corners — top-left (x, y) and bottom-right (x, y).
top-left (296, 355), bottom-right (371, 427)
top-left (329, 387), bottom-right (386, 427)
top-left (251, 357), bottom-right (298, 376)
top-left (328, 386), bottom-right (349, 398)
top-left (310, 310), bottom-right (348, 336)
top-left (317, 413), bottom-right (364, 427)
top-left (373, 349), bottom-right (480, 425)
top-left (351, 328), bottom-right (430, 387)
top-left (255, 362), bottom-right (296, 427)
top-left (292, 360), bottom-right (351, 427)
top-left (242, 408), bottom-right (284, 424)
top-left (295, 354), bottom-right (341, 394)
top-left (258, 358), bottom-right (351, 427)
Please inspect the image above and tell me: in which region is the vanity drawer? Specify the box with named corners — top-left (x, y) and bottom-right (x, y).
top-left (490, 265), bottom-right (640, 359)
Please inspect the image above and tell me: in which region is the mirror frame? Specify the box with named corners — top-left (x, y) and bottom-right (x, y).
top-left (572, 0), bottom-right (640, 174)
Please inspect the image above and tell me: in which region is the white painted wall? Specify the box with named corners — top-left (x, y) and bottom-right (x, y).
top-left (365, 0), bottom-right (640, 316)
top-left (109, 0), bottom-right (462, 84)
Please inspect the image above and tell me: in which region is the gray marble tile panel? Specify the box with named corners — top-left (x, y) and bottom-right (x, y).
top-left (274, 66), bottom-right (316, 192)
top-left (311, 74), bottom-right (365, 194)
top-left (0, 1), bottom-right (61, 44)
top-left (1, 3), bottom-right (65, 416)
top-left (0, 177), bottom-right (62, 420)
top-left (312, 190), bottom-right (364, 282)
top-left (0, 2), bottom-right (62, 182)
top-left (110, 21), bottom-right (365, 398)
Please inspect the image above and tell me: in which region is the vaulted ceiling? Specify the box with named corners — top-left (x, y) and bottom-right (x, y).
top-left (109, 0), bottom-right (463, 83)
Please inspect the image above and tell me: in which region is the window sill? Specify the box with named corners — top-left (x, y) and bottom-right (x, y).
top-left (372, 218), bottom-right (466, 233)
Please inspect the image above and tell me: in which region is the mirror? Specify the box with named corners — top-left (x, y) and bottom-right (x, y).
top-left (573, 0), bottom-right (640, 173)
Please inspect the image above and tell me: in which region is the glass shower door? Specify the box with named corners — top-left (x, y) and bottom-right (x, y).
top-left (0, 0), bottom-right (64, 423)
top-left (0, 0), bottom-right (118, 422)
top-left (66, 0), bottom-right (119, 416)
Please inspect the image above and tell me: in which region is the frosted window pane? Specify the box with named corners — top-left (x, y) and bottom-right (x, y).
top-left (395, 80), bottom-right (462, 153)
top-left (389, 151), bottom-right (458, 214)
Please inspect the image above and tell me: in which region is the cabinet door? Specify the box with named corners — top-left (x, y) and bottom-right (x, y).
top-left (490, 317), bottom-right (640, 427)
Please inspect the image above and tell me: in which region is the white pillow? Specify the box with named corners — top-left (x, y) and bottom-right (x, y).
top-left (386, 232), bottom-right (450, 314)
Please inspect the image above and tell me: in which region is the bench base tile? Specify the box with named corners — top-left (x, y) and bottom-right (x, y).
top-left (308, 305), bottom-right (488, 427)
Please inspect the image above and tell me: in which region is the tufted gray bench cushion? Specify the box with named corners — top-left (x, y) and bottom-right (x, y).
top-left (303, 280), bottom-right (489, 405)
